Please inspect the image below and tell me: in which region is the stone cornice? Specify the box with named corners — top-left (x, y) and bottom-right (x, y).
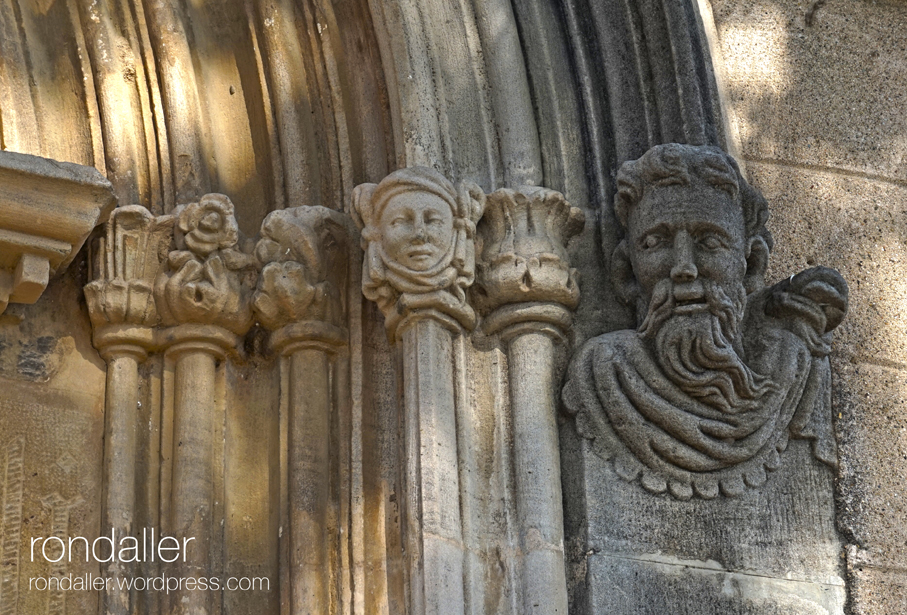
top-left (0, 151), bottom-right (116, 314)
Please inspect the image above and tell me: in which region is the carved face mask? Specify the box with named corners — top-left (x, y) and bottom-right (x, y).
top-left (627, 183), bottom-right (748, 314)
top-left (379, 192), bottom-right (455, 272)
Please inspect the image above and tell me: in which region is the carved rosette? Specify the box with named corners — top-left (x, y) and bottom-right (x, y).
top-left (351, 167), bottom-right (485, 340)
top-left (153, 194), bottom-right (257, 345)
top-left (252, 205), bottom-right (351, 353)
top-left (474, 186), bottom-right (584, 339)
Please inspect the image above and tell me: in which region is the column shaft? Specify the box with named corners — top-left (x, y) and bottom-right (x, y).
top-left (401, 318), bottom-right (465, 615)
top-left (170, 348), bottom-right (218, 615)
top-left (508, 331), bottom-right (568, 614)
top-left (101, 351), bottom-right (140, 615)
top-left (287, 348), bottom-right (332, 614)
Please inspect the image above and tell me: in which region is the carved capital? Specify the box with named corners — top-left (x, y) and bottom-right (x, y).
top-left (352, 167), bottom-right (485, 341)
top-left (154, 195), bottom-right (257, 337)
top-left (85, 206), bottom-right (174, 331)
top-left (474, 187), bottom-right (584, 338)
top-left (564, 143), bottom-right (849, 500)
top-left (252, 206), bottom-right (351, 349)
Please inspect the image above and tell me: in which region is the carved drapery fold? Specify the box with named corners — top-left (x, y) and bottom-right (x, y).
top-left (562, 144), bottom-right (849, 500)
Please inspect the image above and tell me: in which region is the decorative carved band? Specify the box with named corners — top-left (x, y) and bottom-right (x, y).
top-left (0, 151), bottom-right (115, 315)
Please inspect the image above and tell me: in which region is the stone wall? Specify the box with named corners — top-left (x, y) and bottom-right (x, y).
top-left (708, 1), bottom-right (907, 612)
top-left (0, 0), bottom-right (903, 613)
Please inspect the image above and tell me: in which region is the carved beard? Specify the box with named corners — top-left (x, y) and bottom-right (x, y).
top-left (637, 278), bottom-right (772, 412)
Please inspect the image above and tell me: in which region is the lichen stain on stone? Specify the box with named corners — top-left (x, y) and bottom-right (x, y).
top-left (0, 333), bottom-right (65, 383)
top-left (16, 336), bottom-right (58, 380)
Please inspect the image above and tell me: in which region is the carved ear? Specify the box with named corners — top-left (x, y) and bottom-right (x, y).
top-left (610, 240), bottom-right (638, 305)
top-left (744, 235), bottom-right (769, 294)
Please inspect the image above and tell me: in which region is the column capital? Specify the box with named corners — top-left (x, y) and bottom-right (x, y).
top-left (85, 205), bottom-right (174, 360)
top-left (351, 167), bottom-right (485, 341)
top-left (473, 186), bottom-right (584, 338)
top-left (252, 206), bottom-right (352, 354)
top-left (154, 194), bottom-right (258, 338)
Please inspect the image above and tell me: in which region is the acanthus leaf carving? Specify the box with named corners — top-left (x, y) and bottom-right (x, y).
top-left (351, 167), bottom-right (485, 340)
top-left (562, 144), bottom-right (849, 500)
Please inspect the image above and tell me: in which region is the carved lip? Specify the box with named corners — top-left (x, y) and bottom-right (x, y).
top-left (404, 246), bottom-right (437, 260)
top-left (673, 285), bottom-right (708, 314)
top-left (673, 301), bottom-right (708, 314)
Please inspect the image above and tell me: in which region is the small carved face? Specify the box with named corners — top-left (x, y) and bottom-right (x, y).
top-left (379, 192), bottom-right (454, 272)
top-left (627, 183), bottom-right (747, 310)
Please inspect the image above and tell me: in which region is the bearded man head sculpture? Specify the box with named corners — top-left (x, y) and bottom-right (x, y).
top-left (563, 143), bottom-right (848, 500)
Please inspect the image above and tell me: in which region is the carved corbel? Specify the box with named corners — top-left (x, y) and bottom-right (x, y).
top-left (0, 151), bottom-right (115, 316)
top-left (562, 143), bottom-right (849, 500)
top-left (473, 186), bottom-right (584, 615)
top-left (352, 167), bottom-right (484, 615)
top-left (251, 206), bottom-right (351, 615)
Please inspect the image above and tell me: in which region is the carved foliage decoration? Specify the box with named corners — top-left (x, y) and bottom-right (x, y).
top-left (87, 195), bottom-right (360, 354)
top-left (351, 167), bottom-right (485, 338)
top-left (252, 206), bottom-right (349, 331)
top-left (154, 194), bottom-right (257, 336)
top-left (473, 186), bottom-right (584, 335)
top-left (85, 206), bottom-right (174, 328)
top-left (563, 144), bottom-right (849, 500)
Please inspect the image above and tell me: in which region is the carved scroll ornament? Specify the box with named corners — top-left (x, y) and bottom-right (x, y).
top-left (351, 166), bottom-right (485, 339)
top-left (563, 144), bottom-right (849, 500)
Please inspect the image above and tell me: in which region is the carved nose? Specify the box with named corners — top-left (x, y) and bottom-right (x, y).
top-left (670, 232), bottom-right (698, 283)
top-left (413, 219), bottom-right (428, 241)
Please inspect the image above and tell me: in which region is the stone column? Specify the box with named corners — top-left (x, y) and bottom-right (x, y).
top-left (474, 187), bottom-right (584, 615)
top-left (352, 167), bottom-right (485, 615)
top-left (252, 206), bottom-right (351, 615)
top-left (154, 194), bottom-right (256, 615)
top-left (84, 206), bottom-right (173, 615)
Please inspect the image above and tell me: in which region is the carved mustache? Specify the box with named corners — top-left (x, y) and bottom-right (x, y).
top-left (637, 279), bottom-right (745, 342)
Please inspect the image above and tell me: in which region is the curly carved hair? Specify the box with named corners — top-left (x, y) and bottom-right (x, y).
top-left (614, 144), bottom-right (773, 250)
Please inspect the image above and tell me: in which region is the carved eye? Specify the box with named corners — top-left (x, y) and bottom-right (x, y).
top-left (697, 234), bottom-right (725, 250)
top-left (391, 216), bottom-right (408, 227)
top-left (424, 211), bottom-right (445, 226)
top-left (641, 234), bottom-right (663, 250)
